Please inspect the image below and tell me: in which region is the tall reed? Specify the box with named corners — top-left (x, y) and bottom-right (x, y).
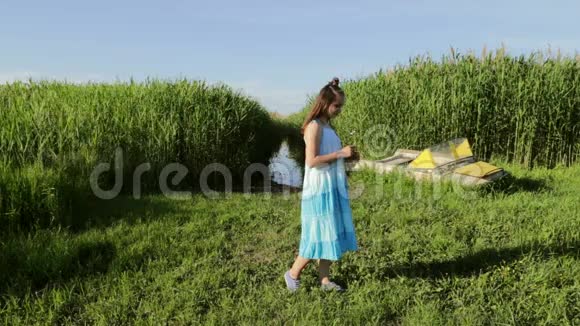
top-left (288, 48), bottom-right (579, 168)
top-left (0, 79), bottom-right (285, 230)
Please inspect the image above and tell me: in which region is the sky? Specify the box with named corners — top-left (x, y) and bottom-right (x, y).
top-left (1, 0), bottom-right (578, 115)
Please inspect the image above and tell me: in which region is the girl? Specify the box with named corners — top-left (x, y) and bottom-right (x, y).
top-left (284, 77), bottom-right (359, 292)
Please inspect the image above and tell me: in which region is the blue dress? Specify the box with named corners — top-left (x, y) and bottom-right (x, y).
top-left (298, 119), bottom-right (358, 261)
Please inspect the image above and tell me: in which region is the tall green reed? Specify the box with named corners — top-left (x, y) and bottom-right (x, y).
top-left (288, 48), bottom-right (579, 168)
top-left (0, 79), bottom-right (285, 231)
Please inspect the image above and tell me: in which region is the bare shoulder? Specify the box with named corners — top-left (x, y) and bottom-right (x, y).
top-left (304, 120), bottom-right (322, 144)
top-left (305, 119), bottom-right (322, 135)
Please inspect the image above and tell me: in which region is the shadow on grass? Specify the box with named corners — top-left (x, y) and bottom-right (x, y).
top-left (0, 238), bottom-right (116, 298)
top-left (0, 194), bottom-right (200, 300)
top-left (66, 194), bottom-right (195, 232)
top-left (382, 239), bottom-right (579, 280)
top-left (68, 180), bottom-right (301, 232)
top-left (478, 173), bottom-right (551, 195)
top-left (230, 180), bottom-right (302, 194)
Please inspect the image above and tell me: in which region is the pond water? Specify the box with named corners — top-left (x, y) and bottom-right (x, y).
top-left (268, 141), bottom-right (303, 188)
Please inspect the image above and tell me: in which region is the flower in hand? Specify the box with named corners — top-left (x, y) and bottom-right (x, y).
top-left (339, 145), bottom-right (360, 161)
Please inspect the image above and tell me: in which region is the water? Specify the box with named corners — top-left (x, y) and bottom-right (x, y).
top-left (268, 141), bottom-right (303, 188)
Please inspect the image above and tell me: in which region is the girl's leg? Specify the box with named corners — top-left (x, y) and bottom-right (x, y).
top-left (318, 259), bottom-right (332, 284)
top-left (289, 256), bottom-right (310, 279)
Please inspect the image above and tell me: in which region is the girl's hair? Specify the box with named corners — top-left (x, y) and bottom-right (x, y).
top-left (300, 77), bottom-right (345, 135)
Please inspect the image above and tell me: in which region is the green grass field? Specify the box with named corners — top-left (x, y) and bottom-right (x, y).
top-left (2, 163), bottom-right (578, 324)
top-left (1, 49), bottom-right (578, 324)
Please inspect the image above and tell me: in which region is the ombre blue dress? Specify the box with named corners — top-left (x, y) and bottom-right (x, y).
top-left (298, 119), bottom-right (358, 261)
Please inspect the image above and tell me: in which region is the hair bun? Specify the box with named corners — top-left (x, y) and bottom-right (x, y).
top-left (330, 77), bottom-right (340, 86)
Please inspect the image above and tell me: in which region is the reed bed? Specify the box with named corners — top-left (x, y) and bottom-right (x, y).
top-left (289, 48), bottom-right (579, 168)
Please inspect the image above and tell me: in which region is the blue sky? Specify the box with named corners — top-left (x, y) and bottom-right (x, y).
top-left (1, 0), bottom-right (578, 114)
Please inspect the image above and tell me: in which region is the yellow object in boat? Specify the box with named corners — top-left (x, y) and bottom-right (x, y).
top-left (451, 139), bottom-right (473, 159)
top-left (409, 149), bottom-right (436, 169)
top-left (454, 161), bottom-right (502, 177)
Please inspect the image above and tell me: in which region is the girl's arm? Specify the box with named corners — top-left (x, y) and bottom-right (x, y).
top-left (304, 121), bottom-right (345, 168)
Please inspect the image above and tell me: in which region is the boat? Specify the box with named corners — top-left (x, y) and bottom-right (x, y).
top-left (347, 138), bottom-right (507, 186)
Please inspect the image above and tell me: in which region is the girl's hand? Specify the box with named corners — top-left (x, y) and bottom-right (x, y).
top-left (338, 145), bottom-right (356, 159)
top-left (349, 146), bottom-right (360, 161)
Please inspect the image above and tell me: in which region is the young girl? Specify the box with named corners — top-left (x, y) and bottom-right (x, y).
top-left (284, 77), bottom-right (359, 292)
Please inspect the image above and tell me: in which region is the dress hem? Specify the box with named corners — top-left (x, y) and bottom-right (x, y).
top-left (298, 232), bottom-right (358, 261)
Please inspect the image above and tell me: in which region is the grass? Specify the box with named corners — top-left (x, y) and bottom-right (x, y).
top-left (0, 79), bottom-right (291, 230)
top-left (0, 79), bottom-right (280, 172)
top-left (1, 47), bottom-right (578, 324)
top-left (288, 48), bottom-right (580, 168)
top-left (1, 163), bottom-right (578, 324)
